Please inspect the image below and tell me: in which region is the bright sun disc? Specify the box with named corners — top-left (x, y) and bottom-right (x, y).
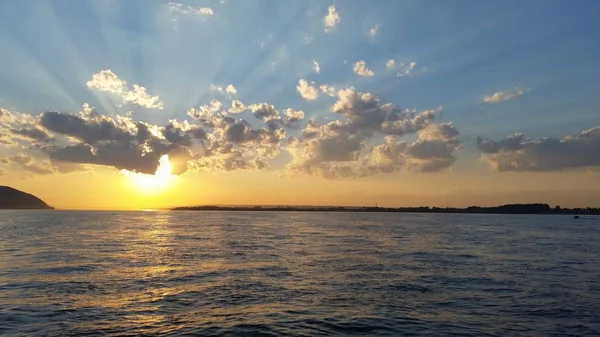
top-left (122, 155), bottom-right (175, 194)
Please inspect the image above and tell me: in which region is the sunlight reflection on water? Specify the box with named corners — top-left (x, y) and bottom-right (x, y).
top-left (0, 211), bottom-right (599, 336)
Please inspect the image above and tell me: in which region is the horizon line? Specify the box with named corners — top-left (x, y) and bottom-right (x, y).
top-left (26, 202), bottom-right (600, 212)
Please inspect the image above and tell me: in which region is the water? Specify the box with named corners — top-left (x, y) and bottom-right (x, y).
top-left (0, 211), bottom-right (599, 336)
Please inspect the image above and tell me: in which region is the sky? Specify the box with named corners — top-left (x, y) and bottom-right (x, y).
top-left (1, 0), bottom-right (600, 210)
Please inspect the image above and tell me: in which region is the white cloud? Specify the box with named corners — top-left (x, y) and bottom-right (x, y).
top-left (121, 85), bottom-right (164, 110)
top-left (229, 100), bottom-right (246, 114)
top-left (313, 60), bottom-right (321, 74)
top-left (369, 24), bottom-right (381, 37)
top-left (324, 5), bottom-right (340, 32)
top-left (188, 99), bottom-right (223, 120)
top-left (286, 88), bottom-right (459, 178)
top-left (297, 79), bottom-right (319, 100)
top-left (483, 89), bottom-right (530, 103)
top-left (386, 60), bottom-right (418, 77)
top-left (166, 2), bottom-right (214, 16)
top-left (209, 84), bottom-right (237, 96)
top-left (303, 36), bottom-right (314, 44)
top-left (87, 70), bottom-right (163, 109)
top-left (225, 85), bottom-right (237, 95)
top-left (397, 62), bottom-right (417, 77)
top-left (353, 60), bottom-right (374, 77)
top-left (86, 70), bottom-right (126, 93)
top-left (320, 84), bottom-right (338, 97)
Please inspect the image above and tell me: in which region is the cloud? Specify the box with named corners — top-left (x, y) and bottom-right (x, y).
top-left (286, 88), bottom-right (459, 178)
top-left (353, 60), bottom-right (374, 77)
top-left (331, 87), bottom-right (436, 135)
top-left (397, 62), bottom-right (417, 77)
top-left (324, 5), bottom-right (340, 32)
top-left (229, 100), bottom-right (246, 114)
top-left (1, 71), bottom-right (459, 181)
top-left (188, 100), bottom-right (223, 121)
top-left (482, 89), bottom-right (530, 103)
top-left (283, 108), bottom-right (305, 128)
top-left (6, 153), bottom-right (54, 175)
top-left (477, 126), bottom-right (600, 171)
top-left (369, 24), bottom-right (381, 37)
top-left (38, 110), bottom-right (188, 175)
top-left (320, 84), bottom-right (338, 97)
top-left (87, 70), bottom-right (164, 109)
top-left (166, 2), bottom-right (214, 17)
top-left (247, 103), bottom-right (278, 120)
top-left (1, 108), bottom-right (47, 146)
top-left (313, 60), bottom-right (321, 74)
top-left (386, 60), bottom-right (417, 77)
top-left (210, 84), bottom-right (237, 96)
top-left (11, 126), bottom-right (54, 143)
top-left (297, 79), bottom-right (319, 100)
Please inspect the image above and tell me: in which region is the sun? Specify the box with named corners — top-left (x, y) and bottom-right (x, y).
top-left (121, 155), bottom-right (175, 194)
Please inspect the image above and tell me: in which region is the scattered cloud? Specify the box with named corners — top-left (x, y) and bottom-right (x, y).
top-left (87, 70), bottom-right (163, 109)
top-left (482, 88), bottom-right (530, 103)
top-left (286, 88), bottom-right (459, 178)
top-left (386, 60), bottom-right (418, 77)
top-left (248, 103), bottom-right (278, 121)
top-left (324, 5), bottom-right (340, 33)
top-left (188, 100), bottom-right (223, 120)
top-left (229, 100), bottom-right (246, 114)
top-left (397, 62), bottom-right (417, 77)
top-left (2, 66), bottom-right (463, 181)
top-left (297, 79), bottom-right (319, 100)
top-left (320, 84), bottom-right (338, 97)
top-left (210, 84), bottom-right (237, 96)
top-left (368, 24), bottom-right (381, 37)
top-left (386, 59), bottom-right (396, 70)
top-left (353, 60), bottom-right (374, 77)
top-left (313, 60), bottom-right (321, 74)
top-left (166, 2), bottom-right (214, 17)
top-left (477, 126), bottom-right (600, 171)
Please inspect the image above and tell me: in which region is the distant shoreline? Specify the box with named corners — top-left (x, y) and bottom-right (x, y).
top-left (172, 203), bottom-right (600, 215)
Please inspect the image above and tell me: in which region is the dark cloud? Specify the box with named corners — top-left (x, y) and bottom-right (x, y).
top-left (46, 143), bottom-right (161, 174)
top-left (477, 126), bottom-right (600, 171)
top-left (477, 133), bottom-right (525, 153)
top-left (11, 127), bottom-right (54, 143)
top-left (40, 111), bottom-right (136, 144)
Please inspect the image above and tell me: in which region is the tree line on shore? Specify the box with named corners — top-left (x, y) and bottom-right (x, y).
top-left (173, 203), bottom-right (600, 215)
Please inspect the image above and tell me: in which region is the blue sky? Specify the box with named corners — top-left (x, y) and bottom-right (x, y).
top-left (2, 1), bottom-right (600, 133)
top-left (1, 0), bottom-right (600, 185)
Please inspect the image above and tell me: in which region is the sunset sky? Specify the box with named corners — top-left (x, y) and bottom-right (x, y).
top-left (1, 0), bottom-right (599, 210)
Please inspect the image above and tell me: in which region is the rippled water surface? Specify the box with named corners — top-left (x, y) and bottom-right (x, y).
top-left (1, 211), bottom-right (599, 336)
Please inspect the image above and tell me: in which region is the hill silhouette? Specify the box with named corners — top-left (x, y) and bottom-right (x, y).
top-left (0, 186), bottom-right (53, 209)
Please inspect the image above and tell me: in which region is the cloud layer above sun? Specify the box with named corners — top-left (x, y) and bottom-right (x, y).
top-left (1, 0), bottom-right (599, 181)
top-left (0, 68), bottom-right (460, 178)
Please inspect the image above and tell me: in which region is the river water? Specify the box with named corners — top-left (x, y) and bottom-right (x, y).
top-left (0, 211), bottom-right (598, 336)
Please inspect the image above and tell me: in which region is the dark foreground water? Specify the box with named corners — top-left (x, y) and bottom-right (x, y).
top-left (0, 211), bottom-right (599, 336)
